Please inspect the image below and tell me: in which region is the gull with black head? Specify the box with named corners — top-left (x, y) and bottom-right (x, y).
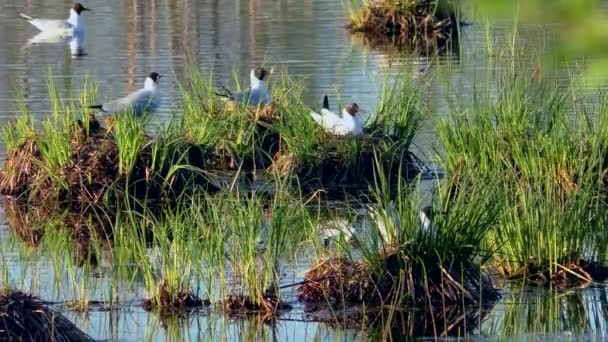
top-left (19, 3), bottom-right (91, 36)
top-left (216, 66), bottom-right (271, 107)
top-left (89, 72), bottom-right (162, 117)
top-left (310, 95), bottom-right (365, 136)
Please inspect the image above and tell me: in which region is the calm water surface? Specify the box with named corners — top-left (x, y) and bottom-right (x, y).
top-left (0, 0), bottom-right (605, 341)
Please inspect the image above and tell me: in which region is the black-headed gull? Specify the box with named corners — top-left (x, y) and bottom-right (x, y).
top-left (89, 72), bottom-right (162, 116)
top-left (310, 95), bottom-right (364, 136)
top-left (216, 67), bottom-right (271, 107)
top-left (20, 3), bottom-right (90, 36)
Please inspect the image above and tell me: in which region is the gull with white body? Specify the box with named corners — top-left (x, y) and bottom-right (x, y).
top-left (89, 72), bottom-right (162, 116)
top-left (19, 3), bottom-right (90, 36)
top-left (216, 67), bottom-right (271, 107)
top-left (368, 203), bottom-right (435, 246)
top-left (310, 95), bottom-right (364, 136)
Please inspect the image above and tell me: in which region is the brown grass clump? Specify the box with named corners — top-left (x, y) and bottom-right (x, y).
top-left (143, 280), bottom-right (207, 311)
top-left (221, 291), bottom-right (290, 318)
top-left (0, 290), bottom-right (93, 341)
top-left (63, 125), bottom-right (120, 204)
top-left (347, 0), bottom-right (456, 47)
top-left (298, 252), bottom-right (499, 308)
top-left (288, 138), bottom-right (420, 194)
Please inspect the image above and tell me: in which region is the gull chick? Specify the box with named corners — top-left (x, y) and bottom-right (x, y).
top-left (89, 72), bottom-right (162, 116)
top-left (20, 3), bottom-right (90, 36)
top-left (310, 95), bottom-right (364, 136)
top-left (216, 66), bottom-right (271, 107)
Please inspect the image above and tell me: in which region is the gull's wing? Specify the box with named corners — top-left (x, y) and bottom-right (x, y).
top-left (221, 87), bottom-right (270, 107)
top-left (101, 89), bottom-right (153, 115)
top-left (311, 109), bottom-right (342, 131)
top-left (230, 89), bottom-right (251, 104)
top-left (20, 14), bottom-right (72, 33)
top-left (310, 110), bottom-right (324, 124)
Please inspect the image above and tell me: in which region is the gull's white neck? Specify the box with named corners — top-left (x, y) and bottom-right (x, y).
top-left (342, 109), bottom-right (352, 118)
top-left (67, 9), bottom-right (85, 32)
top-left (144, 77), bottom-right (157, 90)
top-left (420, 211), bottom-right (431, 232)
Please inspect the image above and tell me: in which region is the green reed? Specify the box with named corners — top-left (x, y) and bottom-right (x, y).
top-left (113, 112), bottom-right (147, 176)
top-left (438, 66), bottom-right (608, 274)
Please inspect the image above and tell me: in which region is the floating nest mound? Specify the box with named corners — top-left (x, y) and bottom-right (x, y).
top-left (298, 253), bottom-right (499, 307)
top-left (143, 280), bottom-right (207, 311)
top-left (0, 290), bottom-right (93, 341)
top-left (0, 111), bottom-right (419, 204)
top-left (221, 291), bottom-right (290, 319)
top-left (0, 115), bottom-right (222, 206)
top-left (270, 136), bottom-right (421, 195)
top-left (347, 0), bottom-right (457, 48)
top-left (503, 259), bottom-right (608, 288)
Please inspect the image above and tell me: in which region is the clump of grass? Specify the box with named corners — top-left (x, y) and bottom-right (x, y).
top-left (437, 71), bottom-right (608, 287)
top-left (113, 112), bottom-right (148, 176)
top-left (345, 0), bottom-right (457, 47)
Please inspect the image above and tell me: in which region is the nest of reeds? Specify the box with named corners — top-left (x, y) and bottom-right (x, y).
top-left (347, 0), bottom-right (456, 48)
top-left (0, 114), bottom-right (225, 205)
top-left (281, 137), bottom-right (420, 193)
top-left (143, 280), bottom-right (207, 310)
top-left (505, 259), bottom-right (608, 288)
top-left (0, 290), bottom-right (93, 341)
top-left (298, 252), bottom-right (499, 307)
top-left (63, 119), bottom-right (121, 204)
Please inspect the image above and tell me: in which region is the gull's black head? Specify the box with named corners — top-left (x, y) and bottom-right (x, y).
top-left (421, 206), bottom-right (432, 220)
top-left (254, 66), bottom-right (268, 81)
top-left (73, 3), bottom-right (91, 14)
top-left (148, 72), bottom-right (162, 83)
top-left (345, 103), bottom-right (361, 116)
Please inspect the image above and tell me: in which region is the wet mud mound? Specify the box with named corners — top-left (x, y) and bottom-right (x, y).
top-left (270, 136), bottom-right (421, 196)
top-left (0, 290), bottom-right (94, 341)
top-left (298, 253), bottom-right (499, 307)
top-left (347, 0), bottom-right (457, 48)
top-left (0, 115), bottom-right (221, 206)
top-left (143, 280), bottom-right (207, 311)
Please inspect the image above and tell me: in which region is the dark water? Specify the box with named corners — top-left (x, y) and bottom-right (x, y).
top-left (0, 0), bottom-right (603, 341)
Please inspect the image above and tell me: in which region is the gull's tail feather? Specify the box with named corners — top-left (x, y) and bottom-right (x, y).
top-left (322, 95), bottom-right (329, 110)
top-left (19, 13), bottom-right (34, 21)
top-left (88, 105), bottom-right (103, 110)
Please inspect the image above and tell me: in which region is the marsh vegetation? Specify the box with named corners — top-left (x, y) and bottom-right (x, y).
top-left (3, 0), bottom-right (608, 340)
